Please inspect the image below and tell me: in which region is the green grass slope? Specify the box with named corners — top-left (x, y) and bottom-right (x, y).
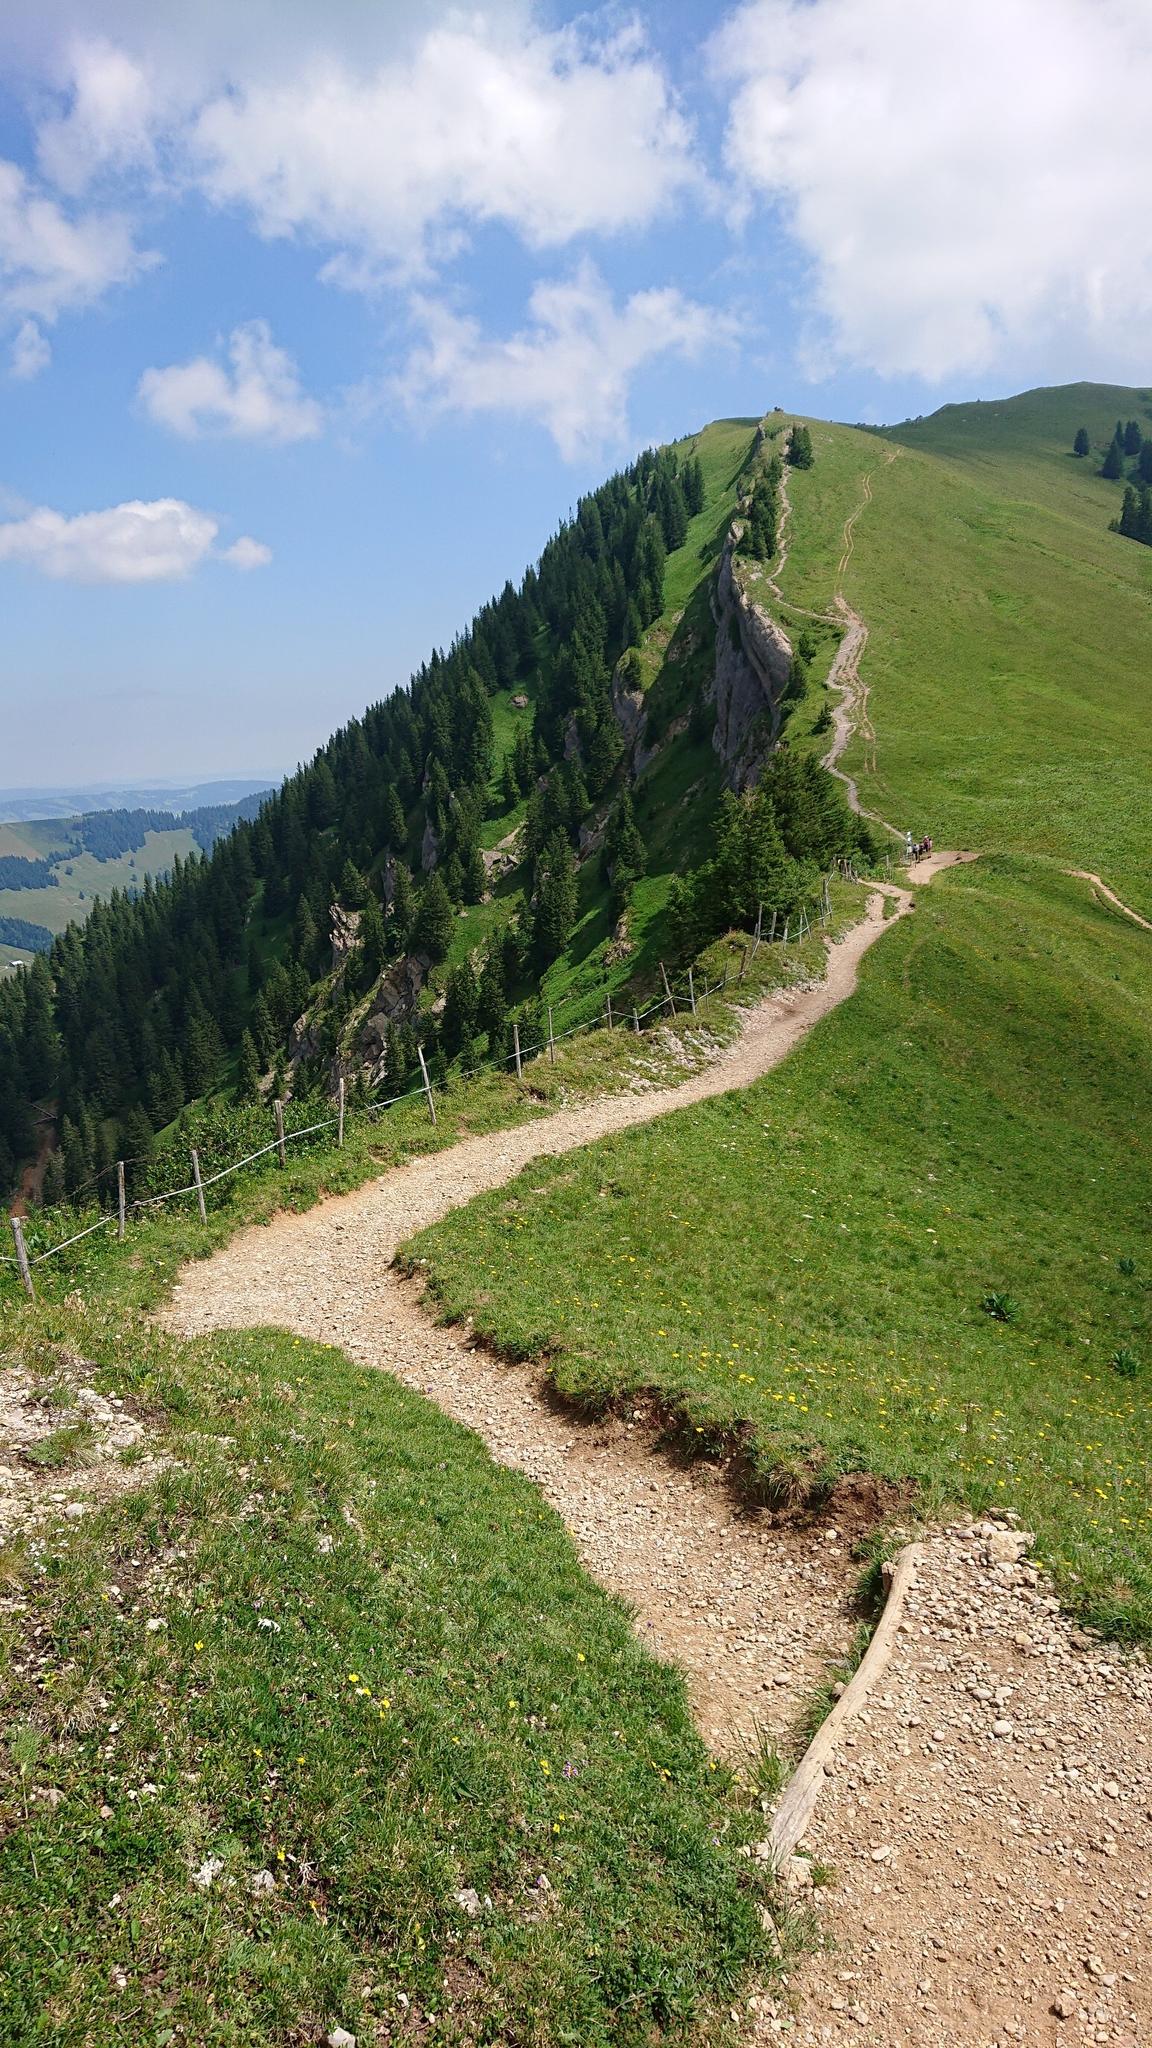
top-left (768, 384), bottom-right (1152, 910)
top-left (0, 827), bottom-right (200, 936)
top-left (412, 855), bottom-right (1152, 1640)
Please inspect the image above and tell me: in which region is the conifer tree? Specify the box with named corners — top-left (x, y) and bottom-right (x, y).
top-left (411, 872), bottom-right (454, 961)
top-left (359, 892), bottom-right (387, 981)
top-left (787, 423), bottom-right (815, 469)
top-left (236, 1029), bottom-right (262, 1103)
top-left (1125, 419), bottom-right (1144, 456)
top-left (383, 786), bottom-right (407, 851)
top-left (1139, 442), bottom-right (1152, 486)
top-left (1073, 426), bottom-right (1090, 457)
top-left (442, 960), bottom-right (479, 1057)
top-left (390, 861), bottom-right (415, 949)
top-left (1102, 433), bottom-right (1125, 480)
top-left (532, 832), bottom-right (578, 967)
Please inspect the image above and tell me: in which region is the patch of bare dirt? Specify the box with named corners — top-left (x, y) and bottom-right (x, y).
top-left (0, 1350), bottom-right (167, 1547)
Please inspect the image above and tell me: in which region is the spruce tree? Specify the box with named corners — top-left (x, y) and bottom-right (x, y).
top-left (1073, 426), bottom-right (1090, 458)
top-left (1139, 443), bottom-right (1152, 486)
top-left (1124, 419), bottom-right (1144, 456)
top-left (359, 892), bottom-right (387, 981)
top-left (390, 862), bottom-right (415, 949)
top-left (442, 960), bottom-right (479, 1057)
top-left (532, 833), bottom-right (578, 967)
top-left (383, 786), bottom-right (407, 852)
top-left (236, 1029), bottom-right (262, 1103)
top-left (787, 423), bottom-right (815, 469)
top-left (1101, 434), bottom-right (1125, 480)
top-left (411, 872), bottom-right (454, 961)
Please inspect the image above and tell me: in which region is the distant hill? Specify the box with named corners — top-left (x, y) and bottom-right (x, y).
top-left (0, 790), bottom-right (274, 943)
top-left (0, 777), bottom-right (278, 824)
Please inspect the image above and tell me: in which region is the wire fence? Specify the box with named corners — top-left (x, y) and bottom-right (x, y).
top-left (3, 886), bottom-right (840, 1298)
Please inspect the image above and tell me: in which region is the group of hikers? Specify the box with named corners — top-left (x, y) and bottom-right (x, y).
top-left (904, 830), bottom-right (933, 862)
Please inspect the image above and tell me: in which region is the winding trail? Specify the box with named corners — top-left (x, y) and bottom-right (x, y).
top-left (164, 885), bottom-right (912, 1761)
top-left (758, 450), bottom-right (902, 838)
top-left (1067, 868), bottom-right (1152, 932)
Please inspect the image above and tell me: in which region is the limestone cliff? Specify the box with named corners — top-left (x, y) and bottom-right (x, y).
top-left (708, 527), bottom-right (793, 790)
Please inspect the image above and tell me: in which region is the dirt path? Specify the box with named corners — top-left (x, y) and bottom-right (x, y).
top-left (773, 1529), bottom-right (1152, 2048)
top-left (164, 889), bottom-right (912, 1758)
top-left (1067, 869), bottom-right (1152, 933)
top-left (763, 450), bottom-right (901, 840)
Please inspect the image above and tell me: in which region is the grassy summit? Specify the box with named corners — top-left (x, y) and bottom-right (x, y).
top-left (774, 383), bottom-right (1152, 907)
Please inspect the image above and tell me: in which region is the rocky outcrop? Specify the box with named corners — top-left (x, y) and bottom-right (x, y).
top-left (329, 904), bottom-right (360, 974)
top-left (358, 953), bottom-right (430, 1068)
top-left (709, 531), bottom-right (793, 790)
top-left (420, 818), bottom-right (440, 874)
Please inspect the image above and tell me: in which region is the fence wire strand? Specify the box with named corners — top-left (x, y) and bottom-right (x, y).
top-left (8, 896), bottom-right (835, 1278)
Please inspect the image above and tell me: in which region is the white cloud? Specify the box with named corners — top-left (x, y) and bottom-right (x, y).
top-left (0, 497), bottom-right (271, 583)
top-left (36, 40), bottom-right (157, 194)
top-left (0, 155), bottom-right (149, 325)
top-left (715, 0), bottom-right (1152, 381)
top-left (10, 318), bottom-right (50, 379)
top-left (26, 19), bottom-right (696, 281)
top-left (138, 320), bottom-right (322, 441)
top-left (220, 534), bottom-right (272, 570)
top-left (397, 263), bottom-right (728, 460)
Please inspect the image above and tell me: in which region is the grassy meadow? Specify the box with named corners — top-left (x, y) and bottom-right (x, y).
top-left (1, 924), bottom-right (866, 2044)
top-left (411, 855), bottom-right (1152, 1640)
top-left (774, 384), bottom-right (1152, 910)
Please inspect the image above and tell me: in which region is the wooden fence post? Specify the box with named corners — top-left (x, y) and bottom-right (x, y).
top-left (513, 1019), bottom-right (522, 1079)
top-left (10, 1215), bottom-right (34, 1299)
top-left (606, 991), bottom-right (614, 1030)
top-left (547, 1006), bottom-right (555, 1064)
top-left (337, 1076), bottom-right (346, 1148)
top-left (738, 944), bottom-right (749, 983)
top-left (769, 909), bottom-right (778, 943)
top-left (273, 1098), bottom-right (287, 1168)
top-left (117, 1160), bottom-right (126, 1242)
top-left (190, 1148), bottom-right (207, 1225)
top-left (660, 961), bottom-right (675, 1015)
top-left (687, 966), bottom-right (697, 1015)
top-left (632, 1006), bottom-right (641, 1034)
top-left (782, 917), bottom-right (790, 947)
top-left (756, 902), bottom-right (764, 942)
top-left (417, 1045), bottom-right (437, 1127)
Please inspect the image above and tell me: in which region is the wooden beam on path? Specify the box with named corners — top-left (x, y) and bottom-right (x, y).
top-left (768, 1544), bottom-right (922, 1870)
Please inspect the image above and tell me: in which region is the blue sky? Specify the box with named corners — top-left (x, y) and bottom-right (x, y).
top-left (1, 0), bottom-right (1147, 786)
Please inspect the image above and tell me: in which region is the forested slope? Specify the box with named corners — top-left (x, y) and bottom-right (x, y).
top-left (0, 419), bottom-right (871, 1200)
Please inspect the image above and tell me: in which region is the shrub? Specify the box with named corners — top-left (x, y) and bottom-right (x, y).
top-left (980, 1290), bottom-right (1019, 1323)
top-left (1110, 1348), bottom-right (1139, 1379)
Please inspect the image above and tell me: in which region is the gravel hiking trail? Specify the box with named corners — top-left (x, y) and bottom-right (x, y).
top-left (762, 447), bottom-right (902, 840)
top-left (162, 864), bottom-right (1152, 2046)
top-left (164, 885), bottom-right (913, 1763)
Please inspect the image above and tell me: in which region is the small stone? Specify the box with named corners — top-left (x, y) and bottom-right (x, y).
top-left (870, 1845), bottom-right (892, 1862)
top-left (64, 1502), bottom-right (86, 1520)
top-left (992, 1720), bottom-right (1013, 1737)
top-left (1051, 1992), bottom-right (1078, 2018)
top-left (1103, 1781), bottom-right (1120, 1798)
top-left (327, 2030), bottom-right (356, 2048)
